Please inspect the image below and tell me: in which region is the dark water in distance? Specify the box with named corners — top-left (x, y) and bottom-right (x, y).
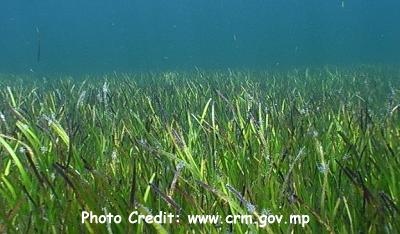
top-left (0, 0), bottom-right (399, 74)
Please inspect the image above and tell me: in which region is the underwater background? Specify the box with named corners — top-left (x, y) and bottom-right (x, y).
top-left (2, 1), bottom-right (400, 233)
top-left (0, 0), bottom-right (399, 74)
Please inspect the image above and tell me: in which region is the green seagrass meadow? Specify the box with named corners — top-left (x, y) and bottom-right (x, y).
top-left (0, 67), bottom-right (399, 233)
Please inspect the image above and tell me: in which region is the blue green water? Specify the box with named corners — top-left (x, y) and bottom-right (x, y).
top-left (0, 0), bottom-right (399, 74)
